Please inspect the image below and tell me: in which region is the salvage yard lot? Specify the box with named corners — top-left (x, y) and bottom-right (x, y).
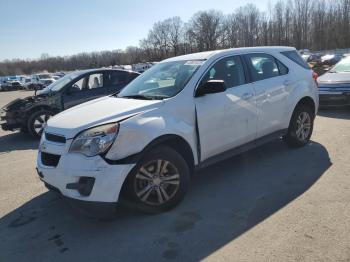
top-left (0, 91), bottom-right (350, 262)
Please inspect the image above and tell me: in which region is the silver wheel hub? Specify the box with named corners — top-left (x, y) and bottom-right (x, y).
top-left (33, 113), bottom-right (51, 135)
top-left (134, 159), bottom-right (180, 206)
top-left (296, 112), bottom-right (311, 141)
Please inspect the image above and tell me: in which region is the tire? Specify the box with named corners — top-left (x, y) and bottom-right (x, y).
top-left (27, 110), bottom-right (53, 138)
top-left (124, 146), bottom-right (190, 213)
top-left (20, 126), bottom-right (29, 134)
top-left (284, 104), bottom-right (315, 148)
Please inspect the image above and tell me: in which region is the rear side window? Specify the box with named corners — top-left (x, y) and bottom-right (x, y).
top-left (276, 60), bottom-right (289, 75)
top-left (106, 71), bottom-right (129, 88)
top-left (244, 53), bottom-right (287, 82)
top-left (281, 51), bottom-right (310, 69)
top-left (128, 72), bottom-right (139, 82)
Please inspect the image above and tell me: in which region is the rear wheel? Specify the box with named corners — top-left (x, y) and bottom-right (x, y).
top-left (125, 146), bottom-right (190, 213)
top-left (27, 110), bottom-right (53, 138)
top-left (284, 105), bottom-right (314, 148)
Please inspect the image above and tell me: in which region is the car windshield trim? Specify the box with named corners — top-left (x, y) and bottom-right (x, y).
top-left (41, 71), bottom-right (81, 92)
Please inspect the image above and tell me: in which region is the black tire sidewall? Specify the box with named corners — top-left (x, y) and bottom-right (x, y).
top-left (125, 146), bottom-right (190, 213)
top-left (27, 110), bottom-right (53, 138)
top-left (286, 105), bottom-right (314, 147)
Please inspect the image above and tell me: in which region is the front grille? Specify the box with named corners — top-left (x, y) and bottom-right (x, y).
top-left (41, 152), bottom-right (61, 167)
top-left (45, 132), bottom-right (66, 144)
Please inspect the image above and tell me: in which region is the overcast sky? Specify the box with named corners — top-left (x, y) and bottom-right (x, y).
top-left (0, 0), bottom-right (273, 61)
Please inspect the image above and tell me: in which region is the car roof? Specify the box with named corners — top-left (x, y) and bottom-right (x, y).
top-left (162, 46), bottom-right (295, 62)
top-left (70, 68), bottom-right (140, 75)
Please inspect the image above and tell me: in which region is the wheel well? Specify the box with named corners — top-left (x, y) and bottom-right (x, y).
top-left (25, 106), bottom-right (56, 119)
top-left (118, 134), bottom-right (195, 199)
top-left (295, 97), bottom-right (316, 115)
top-left (145, 135), bottom-right (195, 175)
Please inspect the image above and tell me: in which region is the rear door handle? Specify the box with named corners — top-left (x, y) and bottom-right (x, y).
top-left (242, 93), bottom-right (254, 100)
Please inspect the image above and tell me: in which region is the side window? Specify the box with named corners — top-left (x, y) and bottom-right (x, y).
top-left (276, 60), bottom-right (289, 75)
top-left (245, 54), bottom-right (281, 81)
top-left (88, 73), bottom-right (104, 89)
top-left (202, 56), bottom-right (246, 88)
top-left (70, 77), bottom-right (86, 92)
top-left (129, 73), bottom-right (139, 82)
top-left (106, 71), bottom-right (129, 87)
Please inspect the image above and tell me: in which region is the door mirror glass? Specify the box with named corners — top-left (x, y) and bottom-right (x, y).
top-left (196, 80), bottom-right (226, 97)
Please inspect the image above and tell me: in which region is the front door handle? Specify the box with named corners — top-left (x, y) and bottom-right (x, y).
top-left (242, 93), bottom-right (254, 100)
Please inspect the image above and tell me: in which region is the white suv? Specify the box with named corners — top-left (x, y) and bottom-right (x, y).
top-left (37, 47), bottom-right (319, 213)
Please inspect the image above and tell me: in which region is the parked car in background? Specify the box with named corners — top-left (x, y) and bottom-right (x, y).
top-left (28, 73), bottom-right (56, 90)
top-left (0, 80), bottom-right (23, 91)
top-left (36, 47), bottom-right (318, 214)
top-left (318, 56), bottom-right (350, 107)
top-left (321, 54), bottom-right (344, 66)
top-left (307, 53), bottom-right (322, 63)
top-left (0, 69), bottom-right (140, 137)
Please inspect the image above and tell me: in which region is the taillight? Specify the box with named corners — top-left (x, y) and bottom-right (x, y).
top-left (312, 71), bottom-right (318, 87)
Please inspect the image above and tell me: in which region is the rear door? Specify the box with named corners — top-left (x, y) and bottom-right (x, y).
top-left (243, 53), bottom-right (290, 138)
top-left (195, 55), bottom-right (258, 161)
top-left (62, 72), bottom-right (105, 109)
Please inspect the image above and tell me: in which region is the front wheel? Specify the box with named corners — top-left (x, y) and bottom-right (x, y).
top-left (27, 110), bottom-right (53, 138)
top-left (125, 146), bottom-right (190, 213)
top-left (284, 105), bottom-right (314, 148)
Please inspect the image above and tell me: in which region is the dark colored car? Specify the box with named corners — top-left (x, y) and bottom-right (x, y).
top-left (0, 69), bottom-right (140, 137)
top-left (307, 53), bottom-right (322, 63)
top-left (318, 56), bottom-right (350, 107)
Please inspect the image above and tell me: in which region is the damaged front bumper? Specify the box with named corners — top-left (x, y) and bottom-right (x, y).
top-left (0, 109), bottom-right (23, 131)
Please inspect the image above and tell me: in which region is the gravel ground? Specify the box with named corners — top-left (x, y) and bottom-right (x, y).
top-left (0, 91), bottom-right (349, 262)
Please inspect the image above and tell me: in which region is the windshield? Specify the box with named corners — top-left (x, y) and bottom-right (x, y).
top-left (331, 57), bottom-right (350, 73)
top-left (42, 71), bottom-right (80, 92)
top-left (118, 60), bottom-right (204, 100)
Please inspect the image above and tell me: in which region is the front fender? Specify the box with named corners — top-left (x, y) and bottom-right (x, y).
top-left (105, 108), bottom-right (198, 165)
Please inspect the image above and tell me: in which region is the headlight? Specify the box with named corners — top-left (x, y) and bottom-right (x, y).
top-left (69, 123), bottom-right (119, 157)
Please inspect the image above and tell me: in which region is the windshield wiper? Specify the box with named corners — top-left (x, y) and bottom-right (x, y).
top-left (118, 94), bottom-right (155, 100)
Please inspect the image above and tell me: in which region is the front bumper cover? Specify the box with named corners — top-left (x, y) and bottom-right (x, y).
top-left (36, 136), bottom-right (135, 203)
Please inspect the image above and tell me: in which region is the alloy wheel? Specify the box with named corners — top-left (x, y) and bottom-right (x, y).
top-left (33, 113), bottom-right (51, 135)
top-left (296, 111), bottom-right (311, 141)
top-left (134, 159), bottom-right (180, 206)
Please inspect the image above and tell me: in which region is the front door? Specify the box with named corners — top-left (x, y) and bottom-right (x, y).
top-left (195, 55), bottom-right (258, 161)
top-left (62, 72), bottom-right (106, 109)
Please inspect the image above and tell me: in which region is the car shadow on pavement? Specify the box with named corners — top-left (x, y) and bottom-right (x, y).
top-left (318, 109), bottom-right (350, 120)
top-left (0, 132), bottom-right (38, 153)
top-left (0, 139), bottom-right (331, 262)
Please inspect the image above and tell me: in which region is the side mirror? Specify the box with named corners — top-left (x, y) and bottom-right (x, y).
top-left (195, 80), bottom-right (227, 97)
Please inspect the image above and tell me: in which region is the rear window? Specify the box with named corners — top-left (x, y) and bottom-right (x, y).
top-left (281, 51), bottom-right (310, 69)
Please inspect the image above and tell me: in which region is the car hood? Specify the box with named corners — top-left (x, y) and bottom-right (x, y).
top-left (45, 96), bottom-right (164, 139)
top-left (318, 72), bottom-right (350, 84)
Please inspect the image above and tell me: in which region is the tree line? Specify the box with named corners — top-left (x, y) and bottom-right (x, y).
top-left (1, 0), bottom-right (349, 76)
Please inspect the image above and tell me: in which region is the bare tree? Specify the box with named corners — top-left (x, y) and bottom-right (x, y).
top-left (186, 10), bottom-right (225, 51)
top-left (2, 0), bottom-right (350, 76)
